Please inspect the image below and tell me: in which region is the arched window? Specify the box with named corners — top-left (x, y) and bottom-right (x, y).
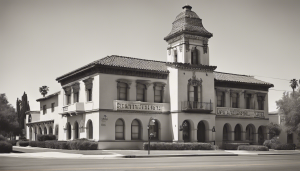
top-left (87, 120), bottom-right (93, 139)
top-left (115, 119), bottom-right (125, 140)
top-left (44, 127), bottom-right (47, 135)
top-left (74, 121), bottom-right (79, 139)
top-left (246, 124), bottom-right (255, 141)
top-left (29, 127), bottom-right (32, 141)
top-left (234, 124), bottom-right (242, 141)
top-left (66, 122), bottom-right (71, 140)
top-left (187, 72), bottom-right (202, 109)
top-left (49, 126), bottom-right (53, 135)
top-left (191, 47), bottom-right (198, 65)
top-left (223, 124), bottom-right (229, 141)
top-left (131, 119), bottom-right (141, 140)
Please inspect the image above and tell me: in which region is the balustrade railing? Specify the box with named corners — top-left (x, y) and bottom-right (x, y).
top-left (181, 101), bottom-right (213, 111)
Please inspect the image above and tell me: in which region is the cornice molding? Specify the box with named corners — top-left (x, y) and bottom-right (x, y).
top-left (166, 62), bottom-right (217, 72)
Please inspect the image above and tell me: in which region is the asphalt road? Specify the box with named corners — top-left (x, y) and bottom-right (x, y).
top-left (1, 155), bottom-right (300, 171)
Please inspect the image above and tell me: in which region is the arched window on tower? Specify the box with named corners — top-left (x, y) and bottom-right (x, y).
top-left (191, 47), bottom-right (198, 65)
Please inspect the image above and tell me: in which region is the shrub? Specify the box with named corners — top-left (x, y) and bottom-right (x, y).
top-left (67, 139), bottom-right (98, 150)
top-left (7, 140), bottom-right (17, 146)
top-left (30, 141), bottom-right (46, 148)
top-left (0, 135), bottom-right (6, 141)
top-left (222, 143), bottom-right (249, 150)
top-left (238, 145), bottom-right (269, 151)
top-left (263, 137), bottom-right (280, 149)
top-left (0, 141), bottom-right (12, 153)
top-left (143, 142), bottom-right (215, 150)
top-left (19, 140), bottom-right (29, 147)
top-left (29, 141), bottom-right (38, 147)
top-left (268, 122), bottom-right (282, 138)
top-left (274, 144), bottom-right (295, 150)
top-left (37, 134), bottom-right (56, 141)
top-left (45, 140), bottom-right (57, 149)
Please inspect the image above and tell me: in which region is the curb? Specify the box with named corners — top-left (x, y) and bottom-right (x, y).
top-left (123, 153), bottom-right (239, 158)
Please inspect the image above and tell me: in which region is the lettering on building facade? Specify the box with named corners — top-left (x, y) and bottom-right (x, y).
top-left (216, 107), bottom-right (265, 118)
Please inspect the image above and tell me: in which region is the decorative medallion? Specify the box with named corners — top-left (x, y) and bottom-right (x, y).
top-left (188, 71), bottom-right (202, 86)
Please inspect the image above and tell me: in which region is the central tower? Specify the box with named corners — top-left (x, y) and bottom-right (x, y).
top-left (164, 5), bottom-right (213, 65)
top-left (165, 5), bottom-right (216, 142)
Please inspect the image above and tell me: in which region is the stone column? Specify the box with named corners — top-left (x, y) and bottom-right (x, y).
top-left (192, 128), bottom-right (198, 142)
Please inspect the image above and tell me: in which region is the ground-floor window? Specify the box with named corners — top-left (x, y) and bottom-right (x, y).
top-left (115, 119), bottom-right (125, 140)
top-left (197, 121), bottom-right (206, 142)
top-left (182, 120), bottom-right (190, 142)
top-left (223, 123), bottom-right (231, 141)
top-left (131, 119), bottom-right (141, 140)
top-left (245, 124), bottom-right (255, 141)
top-left (87, 120), bottom-right (93, 139)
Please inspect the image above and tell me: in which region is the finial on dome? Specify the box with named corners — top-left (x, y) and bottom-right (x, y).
top-left (182, 4), bottom-right (192, 11)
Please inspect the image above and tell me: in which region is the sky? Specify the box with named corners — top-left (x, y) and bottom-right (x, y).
top-left (1, 0), bottom-right (300, 112)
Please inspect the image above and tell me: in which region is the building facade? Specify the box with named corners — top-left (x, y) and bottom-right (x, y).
top-left (26, 5), bottom-right (274, 149)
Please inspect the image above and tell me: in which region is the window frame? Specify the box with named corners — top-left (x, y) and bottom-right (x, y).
top-left (117, 79), bottom-right (132, 101)
top-left (217, 91), bottom-right (225, 107)
top-left (131, 119), bottom-right (141, 140)
top-left (51, 103), bottom-right (55, 112)
top-left (153, 82), bottom-right (165, 103)
top-left (231, 92), bottom-right (239, 108)
top-left (115, 119), bottom-right (125, 140)
top-left (43, 105), bottom-right (47, 114)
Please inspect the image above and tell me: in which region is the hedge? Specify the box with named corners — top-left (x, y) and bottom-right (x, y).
top-left (36, 134), bottom-right (56, 141)
top-left (29, 140), bottom-right (97, 150)
top-left (19, 141), bottom-right (30, 147)
top-left (0, 141), bottom-right (12, 153)
top-left (7, 140), bottom-right (17, 146)
top-left (263, 137), bottom-right (280, 149)
top-left (222, 143), bottom-right (250, 150)
top-left (238, 145), bottom-right (269, 151)
top-left (274, 144), bottom-right (296, 150)
top-left (143, 142), bottom-right (215, 150)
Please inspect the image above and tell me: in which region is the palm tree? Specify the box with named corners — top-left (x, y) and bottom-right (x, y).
top-left (39, 86), bottom-right (49, 97)
top-left (290, 79), bottom-right (298, 95)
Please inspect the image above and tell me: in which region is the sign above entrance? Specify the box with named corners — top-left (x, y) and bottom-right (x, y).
top-left (113, 100), bottom-right (169, 112)
top-left (216, 107), bottom-right (265, 118)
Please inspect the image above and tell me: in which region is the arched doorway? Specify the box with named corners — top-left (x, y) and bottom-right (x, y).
top-left (44, 127), bottom-right (47, 135)
top-left (246, 124), bottom-right (255, 142)
top-left (74, 121), bottom-right (79, 139)
top-left (149, 120), bottom-right (160, 140)
top-left (182, 120), bottom-right (190, 142)
top-left (223, 123), bottom-right (231, 141)
top-left (258, 126), bottom-right (266, 145)
top-left (49, 126), bottom-right (53, 135)
top-left (29, 127), bottom-right (32, 141)
top-left (234, 124), bottom-right (242, 141)
top-left (197, 121), bottom-right (206, 142)
top-left (66, 122), bottom-right (71, 140)
top-left (87, 120), bottom-right (93, 139)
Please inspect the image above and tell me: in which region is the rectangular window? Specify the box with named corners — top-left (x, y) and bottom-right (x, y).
top-left (232, 93), bottom-right (238, 108)
top-left (136, 87), bottom-right (144, 101)
top-left (66, 94), bottom-right (71, 105)
top-left (51, 103), bottom-right (55, 112)
top-left (87, 89), bottom-right (92, 101)
top-left (154, 86), bottom-right (163, 103)
top-left (257, 96), bottom-right (264, 110)
top-left (245, 94), bottom-right (251, 109)
top-left (43, 105), bottom-right (47, 114)
top-left (74, 92), bottom-right (79, 103)
top-left (217, 92), bottom-right (225, 107)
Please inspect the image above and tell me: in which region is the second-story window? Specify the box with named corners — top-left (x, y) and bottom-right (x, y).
top-left (217, 92), bottom-right (225, 107)
top-left (174, 50), bottom-right (177, 62)
top-left (51, 103), bottom-right (55, 112)
top-left (43, 105), bottom-right (47, 114)
top-left (63, 86), bottom-right (71, 105)
top-left (72, 82), bottom-right (80, 103)
top-left (257, 96), bottom-right (264, 110)
top-left (245, 94), bottom-right (252, 109)
top-left (232, 93), bottom-right (239, 108)
top-left (136, 83), bottom-right (146, 102)
top-left (117, 79), bottom-right (132, 101)
top-left (83, 77), bottom-right (94, 102)
top-left (154, 83), bottom-right (165, 103)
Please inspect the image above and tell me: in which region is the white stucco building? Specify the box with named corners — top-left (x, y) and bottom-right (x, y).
top-left (26, 5), bottom-right (275, 149)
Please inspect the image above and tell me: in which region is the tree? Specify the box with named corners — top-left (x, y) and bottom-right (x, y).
top-left (39, 86), bottom-right (49, 97)
top-left (0, 94), bottom-right (21, 137)
top-left (267, 122), bottom-right (282, 138)
top-left (276, 88), bottom-right (300, 138)
top-left (290, 79), bottom-right (298, 95)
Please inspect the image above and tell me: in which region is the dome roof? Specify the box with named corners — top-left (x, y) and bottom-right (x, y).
top-left (164, 5), bottom-right (213, 41)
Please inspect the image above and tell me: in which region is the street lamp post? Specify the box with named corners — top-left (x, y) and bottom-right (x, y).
top-left (147, 117), bottom-right (155, 155)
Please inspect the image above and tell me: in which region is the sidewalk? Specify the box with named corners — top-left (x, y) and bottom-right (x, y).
top-left (0, 146), bottom-right (299, 159)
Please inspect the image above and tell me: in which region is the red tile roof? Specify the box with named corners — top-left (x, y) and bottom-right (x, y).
top-left (214, 72), bottom-right (273, 86)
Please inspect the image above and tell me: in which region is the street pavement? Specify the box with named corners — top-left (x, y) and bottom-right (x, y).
top-left (1, 154), bottom-right (300, 171)
top-left (0, 146), bottom-right (299, 159)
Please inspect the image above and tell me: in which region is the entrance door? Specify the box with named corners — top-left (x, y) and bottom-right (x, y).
top-left (197, 121), bottom-right (206, 142)
top-left (182, 120), bottom-right (190, 142)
